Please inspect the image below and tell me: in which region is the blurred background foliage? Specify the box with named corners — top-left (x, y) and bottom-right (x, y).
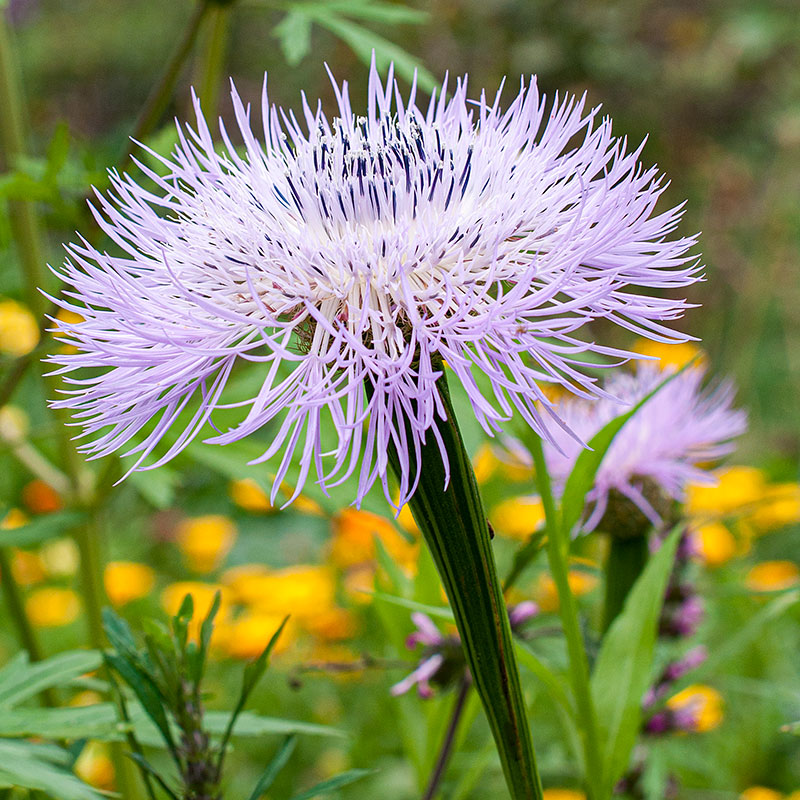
top-left (0, 0), bottom-right (799, 798)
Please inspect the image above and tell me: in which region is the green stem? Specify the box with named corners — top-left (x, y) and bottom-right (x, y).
top-left (528, 436), bottom-right (604, 800)
top-left (602, 535), bottom-right (649, 633)
top-left (381, 372), bottom-right (543, 800)
top-left (0, 546), bottom-right (57, 706)
top-left (0, 17), bottom-right (45, 316)
top-left (194, 5), bottom-right (231, 120)
top-left (120, 0), bottom-right (212, 168)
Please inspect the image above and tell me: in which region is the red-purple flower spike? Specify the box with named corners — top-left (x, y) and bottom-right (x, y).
top-left (49, 61), bottom-right (701, 508)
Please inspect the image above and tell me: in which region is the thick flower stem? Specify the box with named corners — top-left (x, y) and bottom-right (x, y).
top-left (528, 436), bottom-right (604, 800)
top-left (602, 534), bottom-right (649, 633)
top-left (382, 373), bottom-right (543, 800)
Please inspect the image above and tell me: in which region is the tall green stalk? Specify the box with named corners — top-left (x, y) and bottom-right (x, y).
top-left (194, 4), bottom-right (232, 120)
top-left (528, 436), bottom-right (604, 799)
top-left (381, 370), bottom-right (543, 800)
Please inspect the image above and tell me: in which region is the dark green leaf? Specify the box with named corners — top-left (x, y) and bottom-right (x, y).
top-left (246, 735), bottom-right (298, 800)
top-left (591, 526), bottom-right (683, 794)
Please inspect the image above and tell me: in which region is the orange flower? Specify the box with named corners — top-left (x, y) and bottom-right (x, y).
top-left (666, 684), bottom-right (724, 732)
top-left (634, 338), bottom-right (706, 371)
top-left (535, 569), bottom-right (598, 613)
top-left (543, 791), bottom-right (586, 800)
top-left (304, 607), bottom-right (358, 641)
top-left (160, 582), bottom-right (232, 640)
top-left (239, 566), bottom-right (336, 621)
top-left (745, 561), bottom-right (800, 592)
top-left (75, 742), bottom-right (115, 790)
top-left (686, 467), bottom-right (766, 518)
top-left (329, 509), bottom-right (418, 572)
top-left (0, 299), bottom-right (39, 356)
top-left (740, 789), bottom-right (783, 800)
top-left (21, 479), bottom-right (63, 514)
top-left (104, 561), bottom-right (156, 606)
top-left (692, 521), bottom-right (737, 567)
top-left (10, 550), bottom-right (46, 586)
top-left (215, 612), bottom-right (295, 659)
top-left (747, 483), bottom-right (800, 532)
top-left (228, 478), bottom-right (274, 513)
top-left (25, 588), bottom-right (81, 627)
top-left (490, 496), bottom-right (545, 541)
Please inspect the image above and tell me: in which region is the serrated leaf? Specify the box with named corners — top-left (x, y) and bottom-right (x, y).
top-left (246, 734), bottom-right (297, 800)
top-left (274, 9), bottom-right (313, 66)
top-left (0, 510), bottom-right (86, 547)
top-left (288, 768), bottom-right (374, 800)
top-left (0, 703), bottom-right (120, 739)
top-left (590, 526), bottom-right (682, 794)
top-left (0, 651), bottom-right (102, 708)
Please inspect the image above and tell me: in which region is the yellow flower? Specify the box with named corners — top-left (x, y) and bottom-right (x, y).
top-left (21, 479), bottom-right (63, 514)
top-left (666, 684), bottom-right (724, 732)
top-left (54, 309), bottom-right (84, 355)
top-left (10, 550), bottom-right (46, 587)
top-left (26, 588), bottom-right (81, 627)
top-left (747, 483), bottom-right (800, 533)
top-left (686, 467), bottom-right (766, 518)
top-left (0, 299), bottom-right (39, 357)
top-left (634, 338), bottom-right (706, 371)
top-left (75, 741), bottom-right (115, 790)
top-left (342, 564), bottom-right (376, 604)
top-left (0, 405), bottom-right (29, 443)
top-left (279, 482), bottom-right (325, 516)
top-left (104, 561), bottom-right (156, 606)
top-left (329, 509), bottom-right (418, 571)
top-left (490, 496), bottom-right (545, 541)
top-left (160, 582), bottom-right (232, 640)
top-left (692, 522), bottom-right (738, 567)
top-left (221, 563), bottom-right (272, 600)
top-left (216, 612), bottom-right (295, 659)
top-left (240, 566), bottom-right (336, 621)
top-left (740, 789), bottom-right (783, 800)
top-left (472, 443), bottom-right (498, 484)
top-left (176, 515), bottom-right (237, 573)
top-left (229, 478), bottom-right (274, 513)
top-left (304, 607), bottom-right (358, 641)
top-left (1, 507), bottom-right (29, 530)
top-left (535, 569), bottom-right (598, 613)
top-left (745, 561), bottom-right (800, 592)
top-left (40, 538), bottom-right (80, 577)
top-left (543, 791), bottom-right (587, 800)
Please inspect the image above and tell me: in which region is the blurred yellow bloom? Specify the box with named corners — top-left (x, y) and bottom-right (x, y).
top-left (304, 607), bottom-right (358, 641)
top-left (396, 501), bottom-right (419, 536)
top-left (745, 561), bottom-right (800, 592)
top-left (342, 564), bottom-right (375, 604)
top-left (490, 496), bottom-right (545, 541)
top-left (0, 299), bottom-right (39, 357)
top-left (104, 561), bottom-right (156, 606)
top-left (10, 549), bottom-right (46, 587)
top-left (543, 791), bottom-right (586, 800)
top-left (279, 482), bottom-right (325, 516)
top-left (221, 563), bottom-right (272, 601)
top-left (176, 515), bottom-right (237, 573)
top-left (472, 443), bottom-right (498, 484)
top-left (329, 509), bottom-right (418, 571)
top-left (69, 690), bottom-right (104, 707)
top-left (692, 522), bottom-right (738, 567)
top-left (535, 569), bottom-right (598, 613)
top-left (316, 747), bottom-right (351, 779)
top-left (240, 566), bottom-right (336, 621)
top-left (228, 478), bottom-right (274, 513)
top-left (40, 538), bottom-right (80, 577)
top-left (747, 483), bottom-right (800, 532)
top-left (1, 507), bottom-right (29, 530)
top-left (740, 789), bottom-right (783, 800)
top-left (160, 582), bottom-right (232, 639)
top-left (21, 479), bottom-right (63, 514)
top-left (667, 684), bottom-right (724, 732)
top-left (686, 467), bottom-right (766, 518)
top-left (634, 338), bottom-right (706, 371)
top-left (54, 309), bottom-right (84, 355)
top-left (75, 741), bottom-right (115, 790)
top-left (216, 612), bottom-right (295, 659)
top-left (0, 405), bottom-right (29, 443)
top-left (26, 588), bottom-right (81, 627)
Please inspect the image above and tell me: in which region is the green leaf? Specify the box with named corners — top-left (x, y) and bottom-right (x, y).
top-left (246, 734), bottom-right (298, 800)
top-left (0, 703), bottom-right (120, 739)
top-left (307, 11), bottom-right (436, 90)
top-left (558, 365), bottom-right (692, 538)
top-left (0, 510), bottom-right (86, 547)
top-left (274, 10), bottom-right (313, 66)
top-left (190, 590), bottom-right (222, 685)
top-left (126, 752), bottom-right (179, 800)
top-left (0, 650), bottom-right (103, 708)
top-left (129, 468), bottom-right (178, 509)
top-left (45, 123), bottom-right (71, 182)
top-left (0, 741), bottom-right (103, 800)
top-left (310, 0), bottom-right (427, 24)
top-left (287, 768), bottom-right (375, 800)
top-left (590, 525), bottom-right (683, 794)
top-left (370, 591), bottom-right (454, 621)
top-left (514, 641), bottom-right (575, 720)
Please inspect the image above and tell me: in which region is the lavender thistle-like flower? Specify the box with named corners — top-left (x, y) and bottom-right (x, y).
top-left (49, 61), bottom-right (701, 507)
top-left (542, 362), bottom-right (746, 532)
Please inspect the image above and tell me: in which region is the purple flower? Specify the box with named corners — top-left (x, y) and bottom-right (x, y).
top-left (542, 363), bottom-right (746, 532)
top-left (49, 60), bottom-right (701, 507)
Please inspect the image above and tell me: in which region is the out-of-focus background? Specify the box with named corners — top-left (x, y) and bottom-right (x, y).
top-left (1, 1), bottom-right (799, 798)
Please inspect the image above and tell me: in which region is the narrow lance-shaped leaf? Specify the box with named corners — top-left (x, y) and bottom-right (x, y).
top-left (246, 734), bottom-right (298, 800)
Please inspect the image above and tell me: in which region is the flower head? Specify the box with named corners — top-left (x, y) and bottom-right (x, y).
top-left (543, 362), bottom-right (746, 533)
top-left (50, 61), bottom-right (701, 507)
